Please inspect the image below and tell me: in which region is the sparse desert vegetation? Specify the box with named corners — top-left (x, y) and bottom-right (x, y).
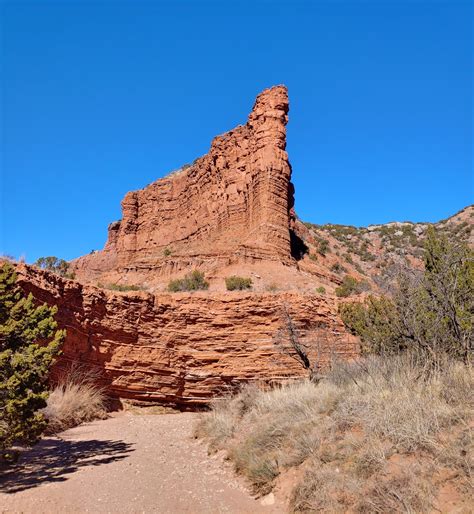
top-left (197, 229), bottom-right (474, 512)
top-left (196, 355), bottom-right (473, 512)
top-left (42, 367), bottom-right (107, 434)
top-left (335, 274), bottom-right (370, 297)
top-left (225, 276), bottom-right (253, 290)
top-left (97, 282), bottom-right (144, 292)
top-left (167, 270), bottom-right (209, 292)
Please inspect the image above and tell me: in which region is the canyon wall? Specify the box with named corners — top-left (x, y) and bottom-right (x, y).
top-left (73, 85), bottom-right (297, 287)
top-left (17, 264), bottom-right (358, 406)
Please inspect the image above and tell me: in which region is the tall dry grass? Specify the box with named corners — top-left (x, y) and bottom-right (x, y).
top-left (43, 366), bottom-right (108, 433)
top-left (196, 354), bottom-right (473, 512)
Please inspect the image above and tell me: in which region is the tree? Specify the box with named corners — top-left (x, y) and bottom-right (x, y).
top-left (0, 262), bottom-right (65, 460)
top-left (34, 256), bottom-right (73, 278)
top-left (274, 304), bottom-right (325, 382)
top-left (339, 228), bottom-right (473, 363)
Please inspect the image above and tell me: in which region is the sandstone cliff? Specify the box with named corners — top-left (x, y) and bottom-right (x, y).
top-left (17, 264), bottom-right (358, 406)
top-left (73, 86), bottom-right (300, 288)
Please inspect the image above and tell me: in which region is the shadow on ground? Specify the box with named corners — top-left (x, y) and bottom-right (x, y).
top-left (0, 437), bottom-right (134, 493)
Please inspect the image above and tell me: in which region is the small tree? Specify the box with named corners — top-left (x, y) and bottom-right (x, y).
top-left (0, 263), bottom-right (65, 460)
top-left (339, 228), bottom-right (473, 363)
top-left (35, 256), bottom-right (73, 278)
top-left (274, 304), bottom-right (324, 382)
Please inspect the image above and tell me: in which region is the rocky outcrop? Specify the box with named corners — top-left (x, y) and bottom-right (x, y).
top-left (17, 264), bottom-right (358, 406)
top-left (73, 86), bottom-right (297, 287)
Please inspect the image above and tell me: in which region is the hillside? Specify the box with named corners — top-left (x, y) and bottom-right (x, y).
top-left (296, 204), bottom-right (473, 294)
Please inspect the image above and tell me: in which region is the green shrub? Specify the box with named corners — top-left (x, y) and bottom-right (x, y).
top-left (339, 228), bottom-right (473, 362)
top-left (0, 263), bottom-right (65, 460)
top-left (167, 270), bottom-right (209, 292)
top-left (35, 256), bottom-right (74, 279)
top-left (316, 286), bottom-right (326, 294)
top-left (98, 283), bottom-right (143, 292)
top-left (163, 248), bottom-right (172, 257)
top-left (317, 238), bottom-right (330, 256)
top-left (335, 275), bottom-right (369, 297)
top-left (330, 263), bottom-right (347, 275)
top-left (225, 276), bottom-right (252, 291)
top-left (343, 254), bottom-right (354, 264)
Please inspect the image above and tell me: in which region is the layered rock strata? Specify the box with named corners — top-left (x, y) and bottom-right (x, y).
top-left (17, 264), bottom-right (358, 406)
top-left (73, 85), bottom-right (296, 286)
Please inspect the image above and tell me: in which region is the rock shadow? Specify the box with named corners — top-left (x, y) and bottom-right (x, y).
top-left (290, 229), bottom-right (309, 260)
top-left (0, 437), bottom-right (134, 493)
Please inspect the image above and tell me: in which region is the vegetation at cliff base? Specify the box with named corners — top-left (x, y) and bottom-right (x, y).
top-left (197, 228), bottom-right (474, 512)
top-left (0, 262), bottom-right (65, 460)
top-left (97, 283), bottom-right (144, 292)
top-left (43, 366), bottom-right (107, 434)
top-left (168, 270), bottom-right (209, 292)
top-left (225, 276), bottom-right (252, 291)
top-left (196, 356), bottom-right (473, 511)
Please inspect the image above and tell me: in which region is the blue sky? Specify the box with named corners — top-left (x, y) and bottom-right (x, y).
top-left (1, 0), bottom-right (472, 262)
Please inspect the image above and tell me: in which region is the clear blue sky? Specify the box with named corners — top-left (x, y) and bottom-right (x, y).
top-left (1, 0), bottom-right (472, 262)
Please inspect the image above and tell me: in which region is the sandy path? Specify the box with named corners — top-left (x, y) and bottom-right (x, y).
top-left (0, 412), bottom-right (283, 514)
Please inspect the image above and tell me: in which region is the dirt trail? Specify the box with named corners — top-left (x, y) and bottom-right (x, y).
top-left (0, 412), bottom-right (284, 514)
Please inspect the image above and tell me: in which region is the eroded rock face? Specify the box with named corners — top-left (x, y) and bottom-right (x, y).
top-left (17, 86), bottom-right (361, 405)
top-left (17, 264), bottom-right (358, 406)
top-left (73, 86), bottom-right (296, 286)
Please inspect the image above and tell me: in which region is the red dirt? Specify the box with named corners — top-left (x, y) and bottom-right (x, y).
top-left (0, 412), bottom-right (285, 514)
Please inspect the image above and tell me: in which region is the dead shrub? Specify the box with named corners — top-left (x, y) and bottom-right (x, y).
top-left (353, 436), bottom-right (389, 478)
top-left (196, 355), bottom-right (473, 510)
top-left (437, 428), bottom-right (473, 492)
top-left (195, 400), bottom-right (237, 452)
top-left (355, 467), bottom-right (435, 513)
top-left (291, 464), bottom-right (358, 512)
top-left (43, 367), bottom-right (107, 433)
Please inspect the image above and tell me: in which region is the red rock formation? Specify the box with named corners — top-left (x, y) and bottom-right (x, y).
top-left (15, 87), bottom-right (363, 406)
top-left (73, 86), bottom-right (296, 287)
top-left (17, 264), bottom-right (358, 406)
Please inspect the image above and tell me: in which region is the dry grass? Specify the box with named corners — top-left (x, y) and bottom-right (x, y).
top-left (43, 367), bottom-right (108, 433)
top-left (354, 466), bottom-right (436, 514)
top-left (196, 354), bottom-right (473, 511)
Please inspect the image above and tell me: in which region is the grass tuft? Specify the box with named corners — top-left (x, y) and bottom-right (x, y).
top-left (43, 367), bottom-right (108, 433)
top-left (196, 354), bottom-right (473, 508)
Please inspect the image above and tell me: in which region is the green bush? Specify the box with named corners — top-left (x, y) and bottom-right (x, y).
top-left (317, 238), bottom-right (330, 256)
top-left (35, 256), bottom-right (74, 279)
top-left (163, 248), bottom-right (172, 257)
top-left (316, 286), bottom-right (326, 294)
top-left (339, 228), bottom-right (473, 362)
top-left (225, 276), bottom-right (252, 291)
top-left (97, 283), bottom-right (143, 292)
top-left (0, 263), bottom-right (65, 460)
top-left (330, 263), bottom-right (347, 275)
top-left (167, 270), bottom-right (209, 292)
top-left (335, 275), bottom-right (369, 297)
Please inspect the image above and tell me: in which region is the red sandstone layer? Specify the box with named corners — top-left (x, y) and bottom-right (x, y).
top-left (17, 264), bottom-right (358, 406)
